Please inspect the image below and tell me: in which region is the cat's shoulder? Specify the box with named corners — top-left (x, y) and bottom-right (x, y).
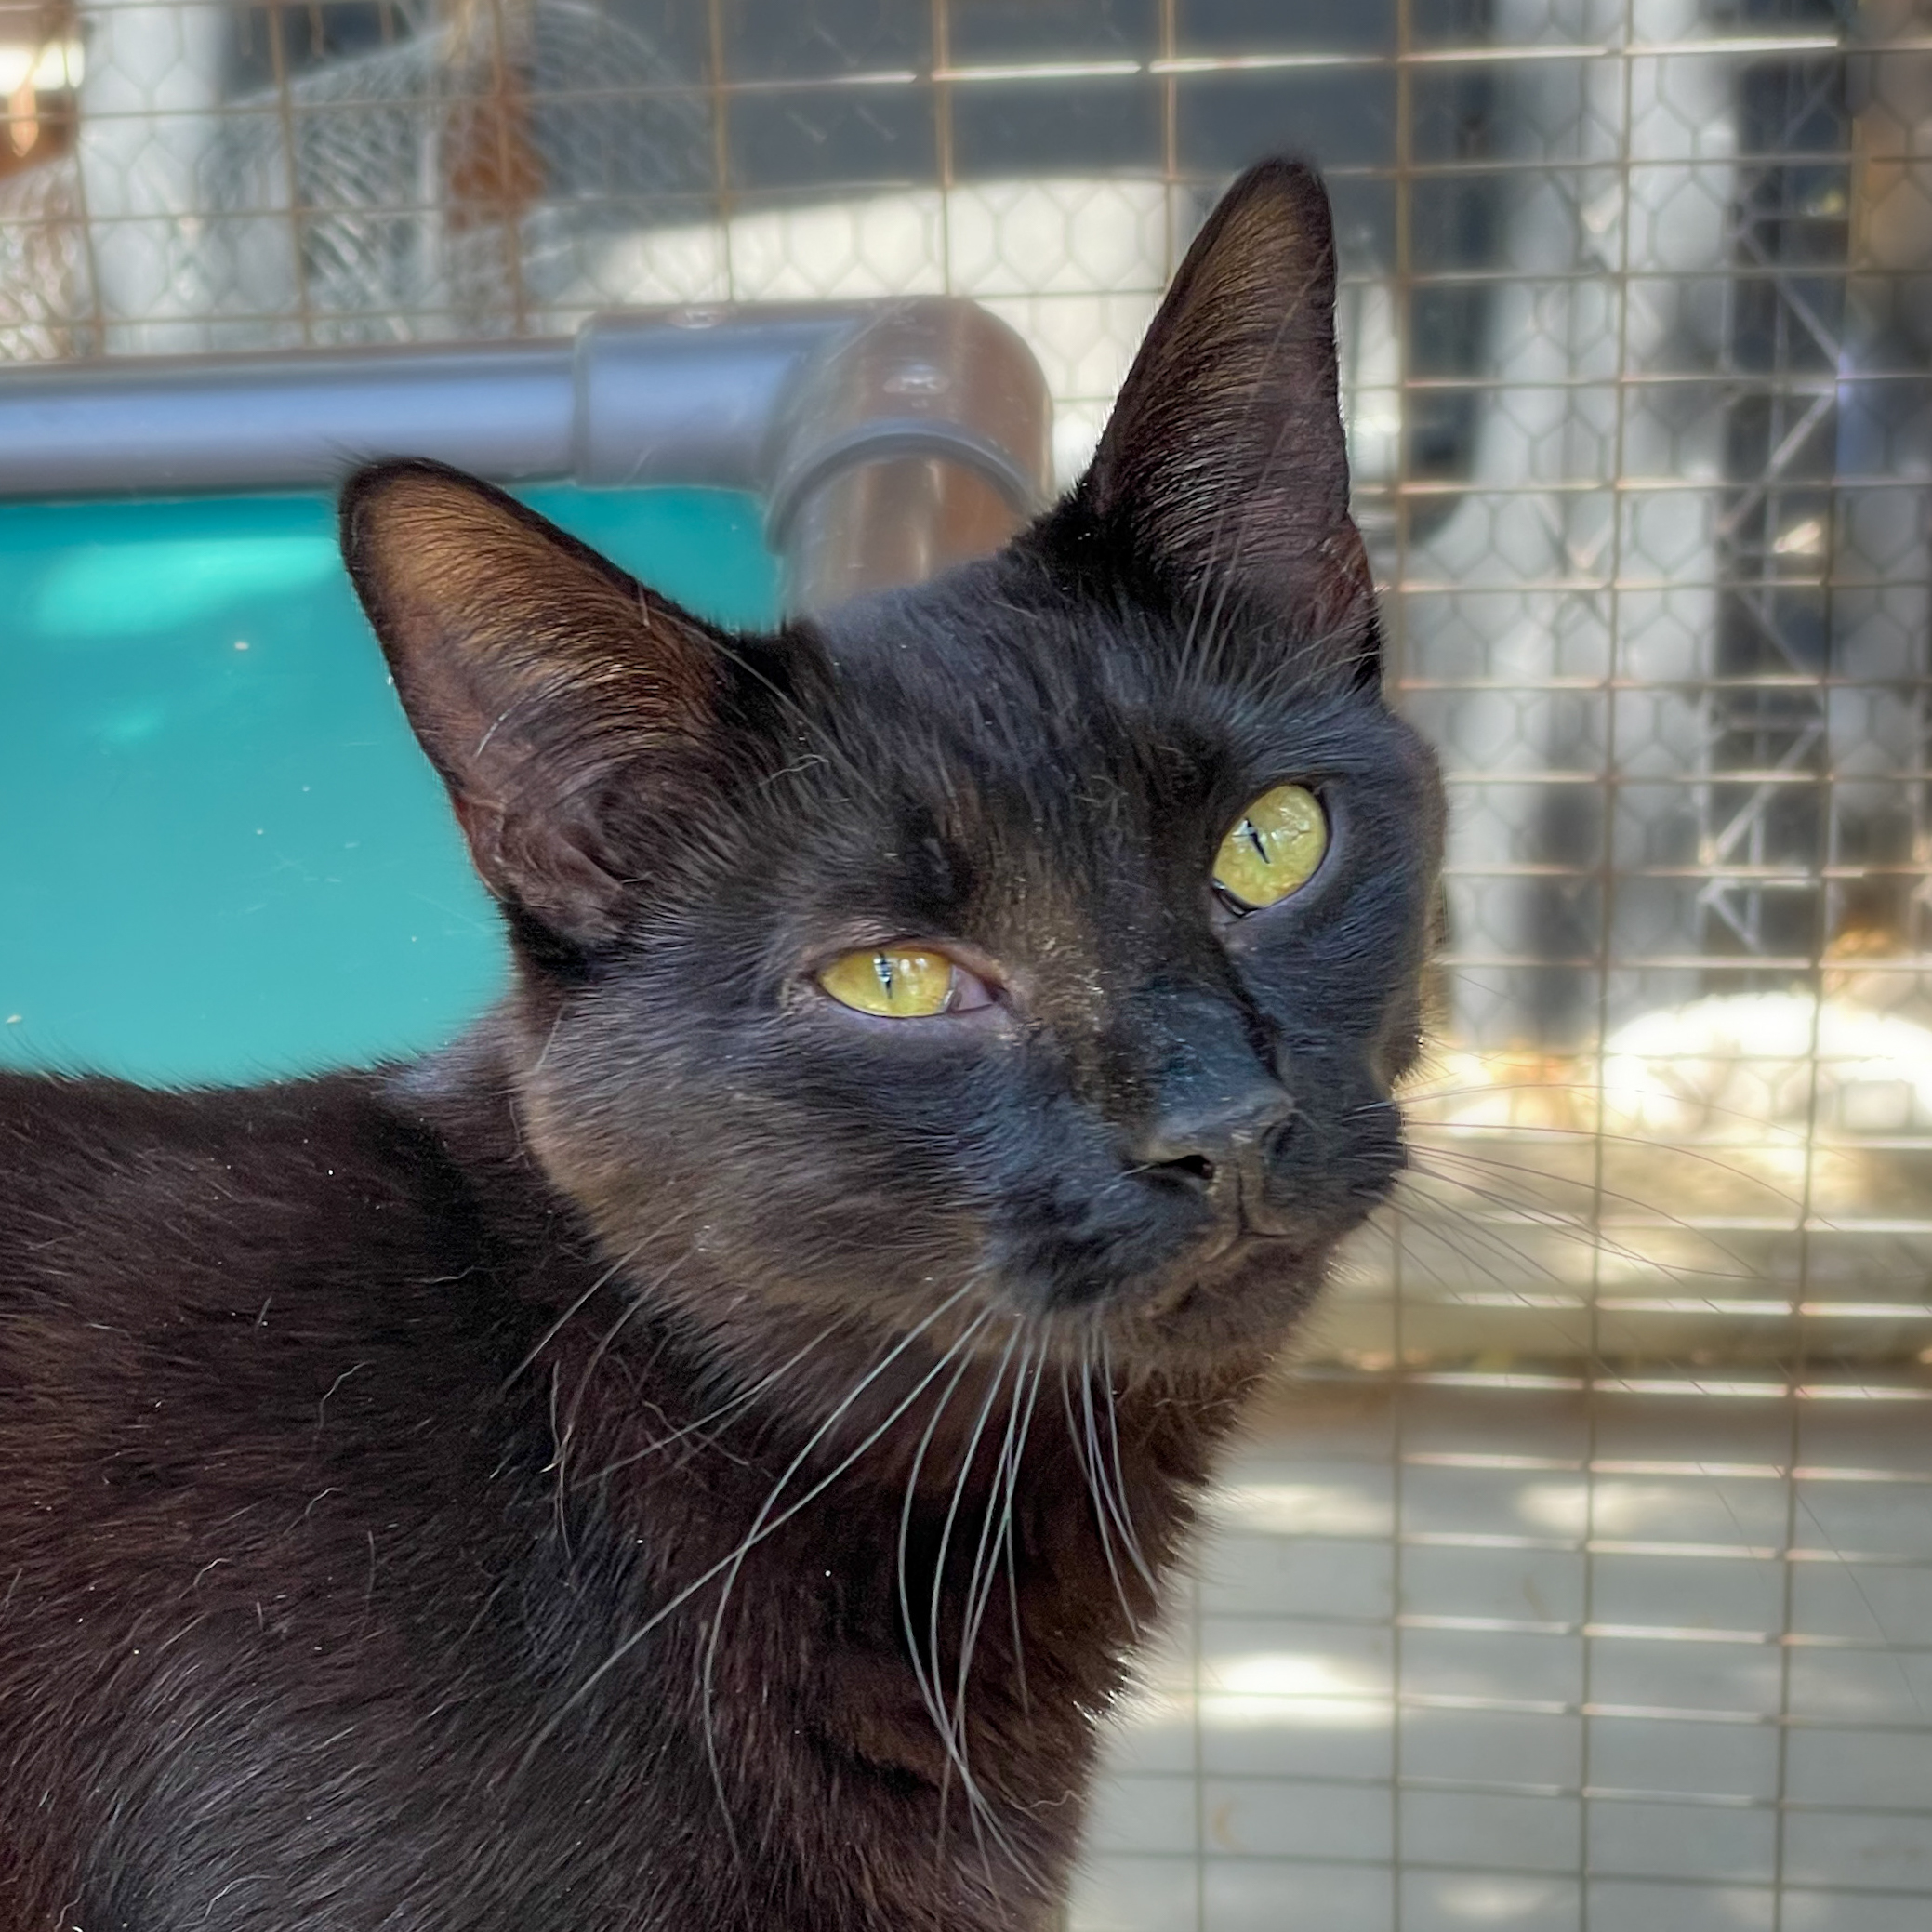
top-left (0, 1065), bottom-right (444, 1217)
top-left (0, 1066), bottom-right (488, 1337)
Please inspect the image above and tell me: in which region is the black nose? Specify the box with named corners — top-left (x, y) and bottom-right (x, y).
top-left (1130, 1083), bottom-right (1297, 1198)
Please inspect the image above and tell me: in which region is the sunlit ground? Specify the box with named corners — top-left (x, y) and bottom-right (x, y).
top-left (1071, 1375), bottom-right (1932, 1932)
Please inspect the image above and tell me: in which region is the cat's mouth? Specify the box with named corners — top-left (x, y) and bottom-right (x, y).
top-left (1103, 1232), bottom-right (1338, 1362)
top-left (982, 1128), bottom-right (1404, 1356)
top-left (1002, 1211), bottom-right (1334, 1351)
top-left (1179, 1190), bottom-right (1300, 1275)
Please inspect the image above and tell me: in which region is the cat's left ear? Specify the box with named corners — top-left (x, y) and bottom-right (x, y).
top-left (1068, 158), bottom-right (1376, 681)
top-left (342, 460), bottom-right (722, 948)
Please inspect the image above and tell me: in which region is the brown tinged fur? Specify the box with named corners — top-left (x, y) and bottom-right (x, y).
top-left (0, 161), bottom-right (1443, 1930)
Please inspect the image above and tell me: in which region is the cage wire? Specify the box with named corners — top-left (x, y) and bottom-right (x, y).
top-left (3, 0), bottom-right (1931, 1925)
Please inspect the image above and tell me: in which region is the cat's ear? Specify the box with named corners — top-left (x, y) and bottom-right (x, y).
top-left (341, 460), bottom-right (721, 948)
top-left (1075, 158), bottom-right (1375, 679)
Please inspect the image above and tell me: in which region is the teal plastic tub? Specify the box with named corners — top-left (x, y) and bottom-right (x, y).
top-left (1, 487), bottom-right (777, 1086)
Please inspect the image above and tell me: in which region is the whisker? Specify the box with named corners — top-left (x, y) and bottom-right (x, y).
top-left (1411, 1134), bottom-right (1793, 1251)
top-left (1063, 1340), bottom-right (1138, 1641)
top-left (896, 1307), bottom-right (999, 1812)
top-left (1396, 1161), bottom-right (1643, 1282)
top-left (1001, 1320), bottom-right (1052, 1724)
top-left (695, 1307), bottom-right (987, 1867)
top-left (1082, 1338), bottom-right (1158, 1596)
top-left (502, 1235), bottom-right (649, 1392)
top-left (573, 1316), bottom-right (846, 1489)
top-left (513, 1279), bottom-right (984, 1776)
top-left (1099, 1333), bottom-right (1153, 1589)
top-left (930, 1321), bottom-right (1026, 1877)
top-left (949, 1337), bottom-right (1036, 1760)
top-left (1791, 1490), bottom-right (1927, 1721)
top-left (1403, 1080), bottom-right (1814, 1168)
top-left (1403, 1152), bottom-right (1765, 1290)
top-left (950, 1338), bottom-right (1054, 1898)
top-left (1384, 1179), bottom-right (1786, 1395)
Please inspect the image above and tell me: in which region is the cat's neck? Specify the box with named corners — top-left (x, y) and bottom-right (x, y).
top-left (413, 1033), bottom-right (1260, 1640)
top-left (522, 1194), bottom-right (1260, 1701)
top-left (404, 1034), bottom-right (1262, 1909)
top-left (535, 1271), bottom-right (1255, 1883)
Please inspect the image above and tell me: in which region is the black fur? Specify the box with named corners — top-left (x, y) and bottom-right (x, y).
top-left (0, 161), bottom-right (1443, 1931)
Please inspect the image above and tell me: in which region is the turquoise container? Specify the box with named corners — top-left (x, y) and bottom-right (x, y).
top-left (0, 487), bottom-right (778, 1087)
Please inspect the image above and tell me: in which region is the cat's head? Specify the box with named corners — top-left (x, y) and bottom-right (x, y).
top-left (343, 160), bottom-right (1444, 1371)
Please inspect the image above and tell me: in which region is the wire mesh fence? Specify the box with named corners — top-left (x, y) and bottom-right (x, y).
top-left (3, 0), bottom-right (1929, 1925)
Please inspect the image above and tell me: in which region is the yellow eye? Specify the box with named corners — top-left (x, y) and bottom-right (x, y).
top-left (818, 946), bottom-right (960, 1018)
top-left (1213, 784), bottom-right (1328, 910)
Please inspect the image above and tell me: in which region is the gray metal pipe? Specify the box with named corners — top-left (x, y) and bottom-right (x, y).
top-left (0, 298), bottom-right (1054, 615)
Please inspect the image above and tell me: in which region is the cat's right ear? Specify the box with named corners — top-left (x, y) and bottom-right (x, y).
top-left (341, 460), bottom-right (721, 949)
top-left (1063, 158), bottom-right (1375, 681)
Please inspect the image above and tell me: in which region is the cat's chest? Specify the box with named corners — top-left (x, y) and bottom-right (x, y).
top-left (5, 1446), bottom-right (1064, 1932)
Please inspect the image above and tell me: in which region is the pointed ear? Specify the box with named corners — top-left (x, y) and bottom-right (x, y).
top-left (1078, 159), bottom-right (1375, 679)
top-left (340, 460), bottom-right (721, 949)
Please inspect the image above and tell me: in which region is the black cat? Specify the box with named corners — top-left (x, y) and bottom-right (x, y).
top-left (0, 161), bottom-right (1443, 1932)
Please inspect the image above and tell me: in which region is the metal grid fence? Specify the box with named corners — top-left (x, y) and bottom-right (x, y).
top-left (3, 2), bottom-right (1930, 1926)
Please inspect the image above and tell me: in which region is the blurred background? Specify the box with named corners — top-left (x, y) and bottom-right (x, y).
top-left (3, 2), bottom-right (1931, 1926)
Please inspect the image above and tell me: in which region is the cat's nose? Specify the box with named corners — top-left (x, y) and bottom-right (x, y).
top-left (1130, 1083), bottom-right (1297, 1211)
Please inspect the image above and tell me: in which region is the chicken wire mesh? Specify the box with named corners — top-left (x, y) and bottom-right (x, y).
top-left (3, 0), bottom-right (1931, 1925)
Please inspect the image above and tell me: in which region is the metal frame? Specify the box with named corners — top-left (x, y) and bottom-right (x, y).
top-left (0, 294), bottom-right (1054, 613)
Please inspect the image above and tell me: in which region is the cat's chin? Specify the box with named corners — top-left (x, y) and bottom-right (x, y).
top-left (986, 1228), bottom-right (1341, 1374)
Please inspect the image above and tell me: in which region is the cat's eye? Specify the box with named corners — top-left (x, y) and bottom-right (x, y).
top-left (817, 946), bottom-right (992, 1019)
top-left (1212, 784), bottom-right (1328, 911)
